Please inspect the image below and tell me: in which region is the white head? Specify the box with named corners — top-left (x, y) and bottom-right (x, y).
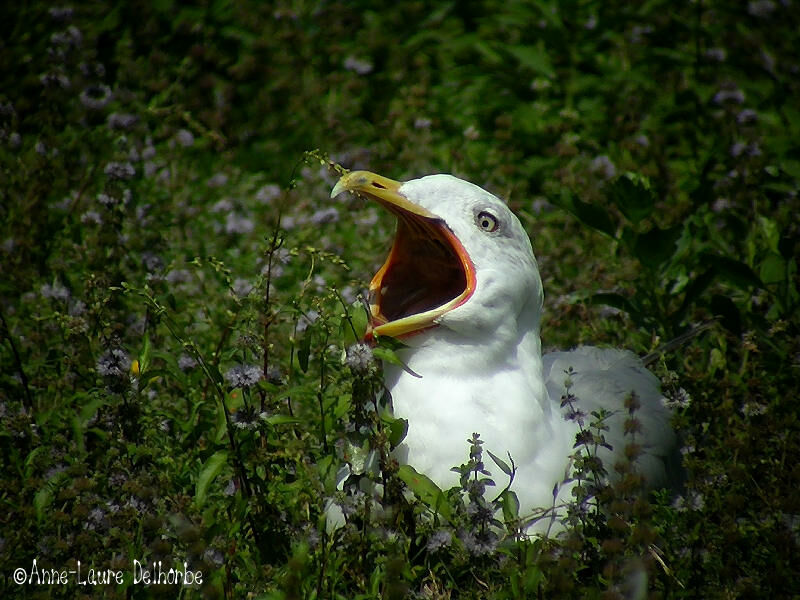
top-left (332, 171), bottom-right (544, 347)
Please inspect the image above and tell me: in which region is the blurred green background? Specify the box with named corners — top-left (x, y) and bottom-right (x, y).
top-left (1, 1), bottom-right (799, 598)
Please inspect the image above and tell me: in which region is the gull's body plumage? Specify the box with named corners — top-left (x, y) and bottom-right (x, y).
top-left (333, 172), bottom-right (678, 535)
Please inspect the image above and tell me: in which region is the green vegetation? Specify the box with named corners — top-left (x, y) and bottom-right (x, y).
top-left (1, 1), bottom-right (798, 598)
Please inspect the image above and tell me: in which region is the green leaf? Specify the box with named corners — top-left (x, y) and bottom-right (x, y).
top-left (372, 346), bottom-right (421, 378)
top-left (33, 487), bottom-right (53, 524)
top-left (372, 347), bottom-right (401, 366)
top-left (556, 190), bottom-right (616, 238)
top-left (332, 394), bottom-right (352, 421)
top-left (24, 447), bottom-right (46, 479)
top-left (297, 330), bottom-right (311, 373)
top-left (634, 225), bottom-right (682, 269)
top-left (72, 394), bottom-right (108, 455)
top-left (673, 268), bottom-right (716, 323)
top-left (214, 403), bottom-right (228, 444)
top-left (316, 454), bottom-right (339, 493)
top-left (151, 0), bottom-right (174, 13)
top-left (699, 253), bottom-right (763, 290)
top-left (681, 269), bottom-right (715, 307)
top-left (499, 489), bottom-right (520, 523)
top-left (34, 471), bottom-right (68, 523)
top-left (710, 294), bottom-right (741, 335)
top-left (385, 417), bottom-right (409, 448)
top-left (340, 307), bottom-right (368, 346)
top-left (139, 368), bottom-right (173, 388)
top-left (195, 450), bottom-right (228, 507)
top-left (759, 253), bottom-right (786, 285)
top-left (757, 216), bottom-right (780, 254)
top-left (348, 441), bottom-right (379, 476)
top-left (374, 334), bottom-right (409, 353)
top-left (589, 292), bottom-right (643, 325)
top-left (265, 414), bottom-right (301, 425)
top-left (140, 334), bottom-right (152, 374)
top-left (397, 465), bottom-right (452, 523)
top-left (709, 347), bottom-right (726, 375)
top-left (487, 450), bottom-right (512, 477)
top-left (507, 43), bottom-right (555, 78)
top-left (780, 159), bottom-right (800, 179)
top-left (78, 394), bottom-right (108, 425)
top-left (206, 361), bottom-right (225, 387)
top-left (606, 173), bottom-right (655, 224)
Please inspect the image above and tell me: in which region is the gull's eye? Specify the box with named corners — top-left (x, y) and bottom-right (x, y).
top-left (476, 211), bottom-right (499, 232)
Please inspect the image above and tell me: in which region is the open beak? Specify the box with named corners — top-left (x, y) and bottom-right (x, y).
top-left (331, 170), bottom-right (476, 340)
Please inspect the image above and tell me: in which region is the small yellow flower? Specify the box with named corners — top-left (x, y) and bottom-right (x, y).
top-left (131, 359), bottom-right (140, 376)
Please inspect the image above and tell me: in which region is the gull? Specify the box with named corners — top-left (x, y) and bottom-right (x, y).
top-left (331, 170), bottom-right (678, 535)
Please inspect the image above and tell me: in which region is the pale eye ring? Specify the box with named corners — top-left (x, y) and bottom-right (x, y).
top-left (476, 211), bottom-right (499, 232)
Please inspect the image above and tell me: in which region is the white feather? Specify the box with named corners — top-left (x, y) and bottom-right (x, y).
top-left (377, 175), bottom-right (678, 536)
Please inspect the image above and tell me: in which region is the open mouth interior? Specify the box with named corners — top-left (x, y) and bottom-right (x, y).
top-left (371, 213), bottom-right (468, 326)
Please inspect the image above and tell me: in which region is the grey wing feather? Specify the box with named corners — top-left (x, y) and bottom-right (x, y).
top-left (543, 346), bottom-right (680, 489)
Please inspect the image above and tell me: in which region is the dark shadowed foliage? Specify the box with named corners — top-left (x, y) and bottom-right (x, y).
top-left (1, 1), bottom-right (799, 598)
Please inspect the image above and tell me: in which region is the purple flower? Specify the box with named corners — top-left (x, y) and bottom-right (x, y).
top-left (591, 155), bottom-right (616, 179)
top-left (459, 529), bottom-right (499, 556)
top-left (211, 199), bottom-right (233, 213)
top-left (741, 401), bottom-right (767, 417)
top-left (80, 85), bottom-right (112, 109)
top-left (232, 278), bottom-right (253, 297)
top-left (141, 252), bottom-right (164, 272)
top-left (310, 207), bottom-right (339, 225)
top-left (296, 310), bottom-right (319, 333)
top-left (50, 26), bottom-right (82, 48)
top-left (41, 282), bottom-right (71, 301)
top-left (711, 198), bottom-right (731, 213)
top-left (737, 109), bottom-right (758, 123)
top-left (345, 343), bottom-right (374, 374)
top-left (48, 7), bottom-right (74, 21)
top-left (343, 56), bottom-right (373, 75)
top-left (80, 211), bottom-right (102, 225)
top-left (207, 172), bottom-right (229, 187)
top-left (730, 142), bottom-right (747, 157)
top-left (107, 113), bottom-right (138, 130)
top-left (232, 408), bottom-right (259, 430)
top-left (224, 364), bottom-right (262, 388)
top-left (713, 88), bottom-right (745, 105)
top-left (40, 72), bottom-right (71, 89)
top-left (225, 213), bottom-right (254, 235)
top-left (463, 125), bottom-right (480, 140)
top-left (203, 548), bottom-right (224, 567)
top-left (104, 161), bottom-right (136, 180)
top-left (7, 132), bottom-right (21, 150)
top-left (630, 25), bottom-right (653, 43)
top-left (97, 348), bottom-right (131, 378)
top-left (665, 387), bottom-right (691, 409)
top-left (256, 184), bottom-right (281, 204)
top-left (166, 269), bottom-right (192, 284)
top-left (748, 0), bottom-right (776, 17)
top-left (176, 129), bottom-right (194, 147)
top-left (178, 354), bottom-right (197, 371)
top-left (426, 529), bottom-right (453, 552)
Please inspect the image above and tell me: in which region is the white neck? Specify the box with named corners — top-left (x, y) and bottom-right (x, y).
top-left (384, 305), bottom-right (575, 524)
